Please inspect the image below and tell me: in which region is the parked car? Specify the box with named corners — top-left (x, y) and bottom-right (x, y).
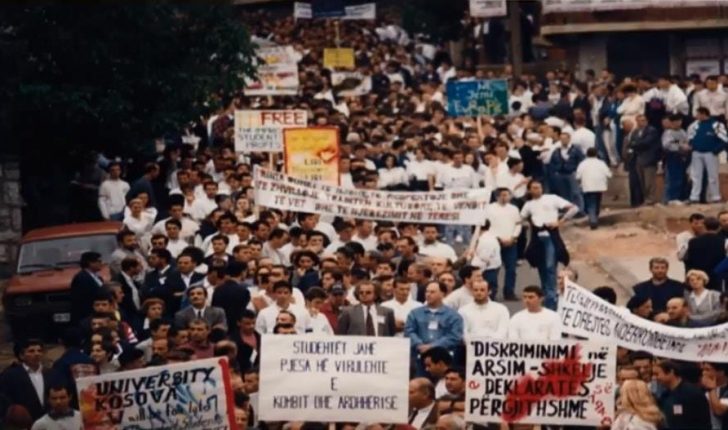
top-left (2, 221), bottom-right (121, 340)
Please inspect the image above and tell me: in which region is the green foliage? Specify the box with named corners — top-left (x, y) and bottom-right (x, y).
top-left (1, 3), bottom-right (257, 157)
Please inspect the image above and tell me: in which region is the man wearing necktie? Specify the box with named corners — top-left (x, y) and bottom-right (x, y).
top-left (173, 285), bottom-right (228, 331)
top-left (337, 281), bottom-right (396, 336)
top-left (408, 377), bottom-right (438, 429)
top-left (70, 252), bottom-right (105, 324)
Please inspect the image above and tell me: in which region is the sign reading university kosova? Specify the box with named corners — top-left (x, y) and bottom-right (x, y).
top-left (76, 358), bottom-right (235, 429)
top-left (259, 335), bottom-right (409, 423)
top-left (446, 79), bottom-right (509, 117)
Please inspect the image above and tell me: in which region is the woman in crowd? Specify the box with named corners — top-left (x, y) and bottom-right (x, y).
top-left (613, 379), bottom-right (663, 430)
top-left (685, 269), bottom-right (723, 325)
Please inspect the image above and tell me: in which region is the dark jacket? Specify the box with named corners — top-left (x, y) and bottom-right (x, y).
top-left (0, 365), bottom-right (61, 421)
top-left (525, 226), bottom-right (570, 268)
top-left (212, 280), bottom-right (251, 336)
top-left (632, 279), bottom-right (686, 314)
top-left (234, 331), bottom-right (261, 371)
top-left (685, 232), bottom-right (726, 291)
top-left (113, 272), bottom-right (143, 318)
top-left (627, 125), bottom-right (662, 167)
top-left (141, 266), bottom-right (184, 317)
top-left (337, 304), bottom-right (397, 337)
top-left (70, 269), bottom-right (104, 323)
top-left (549, 145), bottom-right (585, 175)
top-left (658, 380), bottom-right (711, 430)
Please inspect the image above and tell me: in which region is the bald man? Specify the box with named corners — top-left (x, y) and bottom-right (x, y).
top-left (435, 414), bottom-right (465, 430)
top-left (408, 378), bottom-right (438, 429)
top-left (665, 297), bottom-right (705, 328)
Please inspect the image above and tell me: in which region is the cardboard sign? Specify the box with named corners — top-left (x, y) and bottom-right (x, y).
top-left (259, 335), bottom-right (410, 423)
top-left (559, 281), bottom-right (728, 362)
top-left (234, 110), bottom-right (308, 153)
top-left (76, 358), bottom-right (235, 430)
top-left (283, 127), bottom-right (340, 185)
top-left (446, 79), bottom-right (509, 117)
top-left (253, 167), bottom-right (492, 225)
top-left (323, 48), bottom-right (355, 70)
top-left (466, 338), bottom-right (616, 427)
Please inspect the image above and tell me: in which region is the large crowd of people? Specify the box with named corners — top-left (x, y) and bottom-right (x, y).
top-left (3, 6), bottom-right (728, 430)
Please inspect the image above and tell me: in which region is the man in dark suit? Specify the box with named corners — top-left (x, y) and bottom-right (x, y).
top-left (338, 281), bottom-right (396, 336)
top-left (212, 261), bottom-right (251, 336)
top-left (141, 248), bottom-right (183, 317)
top-left (0, 339), bottom-right (61, 421)
top-left (233, 310), bottom-right (261, 371)
top-left (174, 285), bottom-right (227, 331)
top-left (113, 256), bottom-right (144, 318)
top-left (70, 252), bottom-right (105, 324)
top-left (685, 216), bottom-right (726, 291)
top-left (625, 114), bottom-right (661, 205)
top-left (654, 360), bottom-right (711, 430)
top-left (168, 253), bottom-right (205, 309)
top-left (408, 377), bottom-right (438, 429)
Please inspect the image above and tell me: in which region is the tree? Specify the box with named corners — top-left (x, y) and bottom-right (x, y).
top-left (400, 0), bottom-right (467, 44)
top-left (1, 3), bottom-right (257, 159)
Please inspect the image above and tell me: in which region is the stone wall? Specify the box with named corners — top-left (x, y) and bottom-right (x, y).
top-left (0, 156), bottom-right (22, 270)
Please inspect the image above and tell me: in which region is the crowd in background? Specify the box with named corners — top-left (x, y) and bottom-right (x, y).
top-left (4, 7), bottom-right (728, 430)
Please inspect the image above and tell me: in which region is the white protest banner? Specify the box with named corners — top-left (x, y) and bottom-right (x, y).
top-left (253, 166), bottom-right (491, 225)
top-left (467, 338), bottom-right (616, 427)
top-left (332, 72), bottom-right (372, 97)
top-left (342, 3), bottom-right (376, 20)
top-left (76, 357), bottom-right (235, 429)
top-left (559, 281), bottom-right (728, 362)
top-left (244, 46), bottom-right (300, 96)
top-left (293, 2), bottom-right (312, 19)
top-left (259, 334), bottom-right (409, 423)
top-left (470, 0), bottom-right (507, 18)
top-left (234, 110), bottom-right (308, 153)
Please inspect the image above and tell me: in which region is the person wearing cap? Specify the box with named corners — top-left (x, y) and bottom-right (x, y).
top-left (175, 285), bottom-right (227, 332)
top-left (320, 282), bottom-right (348, 334)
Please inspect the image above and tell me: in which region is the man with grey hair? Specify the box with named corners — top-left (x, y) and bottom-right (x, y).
top-left (435, 414), bottom-right (465, 430)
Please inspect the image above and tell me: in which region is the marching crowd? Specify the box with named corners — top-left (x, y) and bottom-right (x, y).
top-left (5, 6), bottom-right (728, 430)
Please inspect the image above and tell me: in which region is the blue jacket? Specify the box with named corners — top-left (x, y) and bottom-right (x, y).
top-left (688, 118), bottom-right (728, 154)
top-left (404, 305), bottom-right (463, 353)
top-left (550, 145), bottom-right (585, 175)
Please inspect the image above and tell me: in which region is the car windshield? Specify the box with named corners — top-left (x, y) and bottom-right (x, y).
top-left (17, 234), bottom-right (117, 274)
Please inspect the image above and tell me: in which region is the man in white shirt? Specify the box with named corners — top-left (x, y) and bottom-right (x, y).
top-left (422, 347), bottom-right (452, 399)
top-left (352, 219), bottom-right (378, 252)
top-left (382, 277), bottom-right (423, 337)
top-left (98, 162), bottom-right (129, 221)
top-left (459, 279), bottom-right (510, 341)
top-left (419, 225), bottom-right (457, 261)
top-left (486, 188), bottom-right (522, 301)
top-left (575, 147), bottom-right (612, 229)
top-left (438, 151), bottom-right (480, 245)
top-left (468, 222), bottom-right (502, 300)
top-left (408, 378), bottom-right (438, 429)
top-left (508, 285), bottom-right (561, 340)
top-left (255, 282), bottom-right (309, 334)
top-left (521, 179), bottom-right (578, 310)
top-left (676, 213), bottom-right (706, 261)
top-left (443, 265), bottom-right (481, 311)
top-left (30, 385), bottom-right (82, 430)
top-left (164, 219), bottom-right (188, 258)
top-left (190, 180), bottom-right (219, 222)
top-left (693, 75), bottom-right (727, 119)
top-left (569, 117), bottom-right (596, 154)
top-left (151, 201), bottom-right (199, 242)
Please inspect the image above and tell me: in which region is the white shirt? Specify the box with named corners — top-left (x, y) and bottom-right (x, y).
top-left (98, 178), bottom-right (130, 218)
top-left (443, 286), bottom-right (473, 311)
top-left (353, 234), bottom-right (378, 252)
top-left (486, 203), bottom-right (522, 242)
top-left (576, 157), bottom-right (612, 193)
top-left (501, 171), bottom-right (527, 198)
top-left (314, 221), bottom-right (337, 242)
top-left (676, 230), bottom-right (695, 261)
top-left (419, 241), bottom-right (457, 261)
top-left (570, 127), bottom-right (596, 154)
top-left (31, 410), bottom-right (82, 430)
top-left (521, 194), bottom-right (573, 228)
top-left (459, 300), bottom-right (511, 341)
top-left (381, 298), bottom-right (423, 337)
top-left (24, 364), bottom-right (44, 407)
top-left (508, 308), bottom-right (562, 340)
top-left (410, 401), bottom-right (436, 430)
top-left (483, 162), bottom-right (510, 190)
top-left (471, 231), bottom-right (502, 271)
top-left (190, 196), bottom-right (218, 221)
top-left (406, 159), bottom-right (437, 181)
top-left (378, 167), bottom-right (408, 189)
top-left (167, 238), bottom-right (188, 258)
top-left (202, 233), bottom-right (240, 256)
top-left (151, 217), bottom-right (199, 241)
top-left (435, 378), bottom-right (447, 399)
top-left (437, 164), bottom-right (479, 189)
top-left (122, 213), bottom-right (154, 238)
top-left (255, 303), bottom-right (310, 334)
top-left (309, 312), bottom-right (334, 335)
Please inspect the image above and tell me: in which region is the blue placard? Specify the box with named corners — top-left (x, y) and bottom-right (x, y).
top-left (446, 79), bottom-right (509, 117)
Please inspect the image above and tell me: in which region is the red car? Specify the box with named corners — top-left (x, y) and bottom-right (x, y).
top-left (3, 221), bottom-right (121, 339)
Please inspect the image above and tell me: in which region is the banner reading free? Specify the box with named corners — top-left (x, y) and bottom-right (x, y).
top-left (284, 127), bottom-right (340, 185)
top-left (466, 338), bottom-right (616, 427)
top-left (234, 110), bottom-right (307, 153)
top-left (76, 357), bottom-right (235, 430)
top-left (259, 335), bottom-right (410, 423)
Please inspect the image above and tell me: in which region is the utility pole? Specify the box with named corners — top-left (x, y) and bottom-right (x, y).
top-left (509, 0), bottom-right (523, 77)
